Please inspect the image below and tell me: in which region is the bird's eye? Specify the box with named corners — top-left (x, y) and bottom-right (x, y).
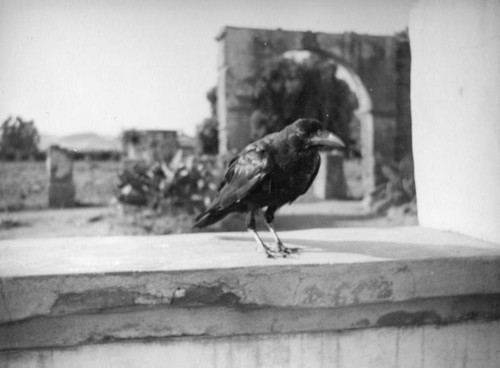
top-left (297, 131), bottom-right (307, 140)
top-left (298, 128), bottom-right (309, 137)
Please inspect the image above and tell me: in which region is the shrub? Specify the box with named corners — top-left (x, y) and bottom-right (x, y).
top-left (116, 152), bottom-right (222, 215)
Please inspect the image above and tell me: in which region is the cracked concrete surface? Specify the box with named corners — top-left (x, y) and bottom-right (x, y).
top-left (0, 280), bottom-right (11, 321)
top-left (0, 227), bottom-right (500, 350)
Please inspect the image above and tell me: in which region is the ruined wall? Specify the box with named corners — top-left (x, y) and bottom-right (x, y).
top-left (216, 27), bottom-right (411, 198)
top-left (395, 33), bottom-right (412, 161)
top-left (216, 27), bottom-right (409, 162)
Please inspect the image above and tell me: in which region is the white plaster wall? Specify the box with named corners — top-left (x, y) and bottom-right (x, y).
top-left (410, 0), bottom-right (500, 244)
top-left (3, 322), bottom-right (499, 368)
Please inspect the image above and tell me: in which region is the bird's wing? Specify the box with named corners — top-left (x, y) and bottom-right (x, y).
top-left (211, 144), bottom-right (273, 209)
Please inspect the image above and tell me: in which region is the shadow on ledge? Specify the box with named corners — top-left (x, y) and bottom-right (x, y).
top-left (216, 235), bottom-right (496, 260)
top-left (273, 213), bottom-right (383, 230)
top-left (214, 212), bottom-right (386, 232)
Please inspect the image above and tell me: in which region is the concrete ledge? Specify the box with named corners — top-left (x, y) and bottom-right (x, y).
top-left (1, 227), bottom-right (500, 350)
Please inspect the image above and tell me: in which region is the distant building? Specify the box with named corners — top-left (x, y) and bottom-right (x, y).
top-left (122, 129), bottom-right (178, 164)
top-left (41, 133), bottom-right (121, 160)
top-left (177, 133), bottom-right (196, 156)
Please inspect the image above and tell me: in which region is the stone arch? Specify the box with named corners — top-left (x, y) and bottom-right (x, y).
top-left (247, 49), bottom-right (375, 198)
top-left (328, 58), bottom-right (375, 199)
top-left (216, 26), bottom-right (407, 200)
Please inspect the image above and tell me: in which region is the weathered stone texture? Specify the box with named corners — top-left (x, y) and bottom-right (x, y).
top-left (216, 26), bottom-right (411, 197)
top-left (1, 321), bottom-right (499, 368)
top-left (1, 227), bottom-right (499, 326)
top-left (47, 145), bottom-right (75, 208)
top-left (1, 227), bottom-right (499, 365)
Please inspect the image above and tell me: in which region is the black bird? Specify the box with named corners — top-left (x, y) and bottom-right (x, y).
top-left (194, 118), bottom-right (345, 257)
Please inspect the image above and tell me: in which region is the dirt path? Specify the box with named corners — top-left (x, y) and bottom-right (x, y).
top-left (0, 201), bottom-right (417, 240)
top-left (0, 207), bottom-right (117, 240)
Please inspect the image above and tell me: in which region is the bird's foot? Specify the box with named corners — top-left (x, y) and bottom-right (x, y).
top-left (253, 239), bottom-right (280, 258)
top-left (249, 228), bottom-right (282, 258)
top-left (259, 243), bottom-right (281, 258)
top-left (277, 241), bottom-right (300, 256)
top-left (260, 243), bottom-right (299, 258)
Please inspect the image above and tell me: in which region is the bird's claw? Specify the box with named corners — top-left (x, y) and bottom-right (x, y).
top-left (265, 244), bottom-right (300, 258)
top-left (266, 252), bottom-right (277, 259)
top-left (277, 242), bottom-right (300, 256)
top-left (262, 246), bottom-right (281, 258)
top-left (254, 236), bottom-right (299, 258)
top-left (255, 241), bottom-right (280, 258)
top-left (261, 244), bottom-right (289, 258)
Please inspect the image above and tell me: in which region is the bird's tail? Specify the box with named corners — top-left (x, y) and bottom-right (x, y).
top-left (193, 207), bottom-right (230, 229)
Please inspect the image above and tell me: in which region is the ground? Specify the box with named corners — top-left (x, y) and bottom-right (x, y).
top-left (0, 160), bottom-right (119, 210)
top-left (0, 160), bottom-right (417, 240)
top-left (0, 200), bottom-right (417, 240)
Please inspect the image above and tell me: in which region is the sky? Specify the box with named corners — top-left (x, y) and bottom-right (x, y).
top-left (0, 0), bottom-right (416, 137)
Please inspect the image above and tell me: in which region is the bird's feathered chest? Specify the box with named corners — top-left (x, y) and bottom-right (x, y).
top-left (214, 131), bottom-right (321, 210)
top-left (248, 141), bottom-right (320, 207)
top-left (272, 148), bottom-right (319, 185)
top-left (271, 150), bottom-right (320, 187)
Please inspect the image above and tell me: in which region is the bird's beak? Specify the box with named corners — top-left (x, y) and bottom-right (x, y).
top-left (309, 130), bottom-right (345, 149)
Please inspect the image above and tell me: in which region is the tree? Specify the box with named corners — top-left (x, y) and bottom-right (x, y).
top-left (197, 87), bottom-right (219, 155)
top-left (250, 52), bottom-right (359, 147)
top-left (0, 116), bottom-right (41, 161)
top-left (197, 117), bottom-right (219, 155)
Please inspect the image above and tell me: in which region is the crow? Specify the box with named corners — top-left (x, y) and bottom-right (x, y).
top-left (193, 118), bottom-right (345, 257)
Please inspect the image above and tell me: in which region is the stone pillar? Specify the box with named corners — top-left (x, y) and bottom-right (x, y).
top-left (47, 145), bottom-right (75, 208)
top-left (216, 28), bottom-right (257, 155)
top-left (313, 152), bottom-right (348, 199)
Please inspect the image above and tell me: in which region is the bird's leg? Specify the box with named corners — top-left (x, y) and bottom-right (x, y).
top-left (247, 210), bottom-right (278, 258)
top-left (264, 221), bottom-right (290, 254)
top-left (264, 208), bottom-right (298, 255)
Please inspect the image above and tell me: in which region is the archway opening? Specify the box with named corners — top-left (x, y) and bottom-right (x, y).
top-left (249, 50), bottom-right (374, 200)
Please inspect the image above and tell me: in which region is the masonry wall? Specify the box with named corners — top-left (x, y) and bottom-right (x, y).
top-left (410, 0), bottom-right (500, 244)
top-left (216, 27), bottom-right (406, 163)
